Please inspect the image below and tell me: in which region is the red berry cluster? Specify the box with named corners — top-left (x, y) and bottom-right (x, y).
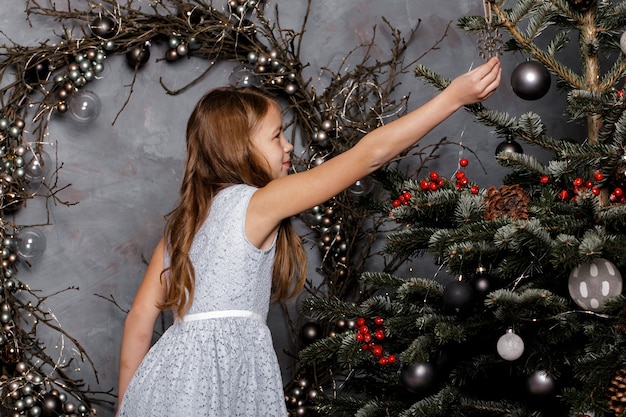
top-left (417, 159), bottom-right (479, 194)
top-left (452, 169), bottom-right (480, 194)
top-left (419, 171), bottom-right (446, 192)
top-left (390, 159), bottom-right (480, 214)
top-left (355, 317), bottom-right (397, 366)
top-left (540, 171), bottom-right (614, 203)
top-left (391, 190), bottom-right (412, 208)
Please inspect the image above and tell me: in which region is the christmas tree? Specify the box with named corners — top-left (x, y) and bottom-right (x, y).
top-left (300, 1), bottom-right (626, 416)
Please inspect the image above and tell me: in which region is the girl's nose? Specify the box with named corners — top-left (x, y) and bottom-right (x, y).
top-left (283, 137), bottom-right (294, 152)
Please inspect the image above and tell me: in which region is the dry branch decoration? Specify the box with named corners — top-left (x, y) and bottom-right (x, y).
top-left (0, 0), bottom-right (449, 415)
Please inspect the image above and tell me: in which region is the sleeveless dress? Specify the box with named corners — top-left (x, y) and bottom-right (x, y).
top-left (118, 184), bottom-right (288, 416)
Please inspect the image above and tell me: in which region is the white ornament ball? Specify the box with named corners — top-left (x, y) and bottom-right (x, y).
top-left (568, 258), bottom-right (623, 312)
top-left (496, 329), bottom-right (524, 361)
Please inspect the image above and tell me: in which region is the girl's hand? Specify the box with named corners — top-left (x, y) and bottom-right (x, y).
top-left (447, 57), bottom-right (502, 106)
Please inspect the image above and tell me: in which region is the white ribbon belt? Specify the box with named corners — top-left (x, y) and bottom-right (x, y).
top-left (179, 309), bottom-right (265, 324)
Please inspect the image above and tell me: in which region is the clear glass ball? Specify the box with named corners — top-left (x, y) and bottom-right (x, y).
top-left (68, 90), bottom-right (102, 123)
top-left (17, 228), bottom-right (47, 261)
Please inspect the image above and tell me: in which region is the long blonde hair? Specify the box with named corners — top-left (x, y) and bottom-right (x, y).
top-left (160, 86), bottom-right (307, 318)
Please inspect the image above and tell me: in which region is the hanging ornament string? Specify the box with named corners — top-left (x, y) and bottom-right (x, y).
top-left (455, 122), bottom-right (468, 179)
top-left (478, 0), bottom-right (502, 60)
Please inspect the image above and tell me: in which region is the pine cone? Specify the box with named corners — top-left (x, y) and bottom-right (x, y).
top-left (484, 184), bottom-right (530, 220)
top-left (608, 368), bottom-right (626, 416)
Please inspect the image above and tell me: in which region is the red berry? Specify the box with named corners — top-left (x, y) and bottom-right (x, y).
top-left (379, 357), bottom-right (389, 366)
top-left (592, 187), bottom-right (601, 196)
top-left (363, 333), bottom-right (372, 343)
top-left (471, 185), bottom-right (479, 194)
top-left (388, 354), bottom-right (397, 363)
top-left (455, 171), bottom-right (465, 180)
top-left (559, 190), bottom-right (569, 200)
top-left (359, 325), bottom-right (369, 334)
top-left (585, 180), bottom-right (593, 188)
top-left (356, 317), bottom-right (366, 327)
top-left (437, 178), bottom-right (445, 187)
top-left (355, 333), bottom-right (363, 342)
top-left (614, 187), bottom-right (623, 197)
top-left (573, 177), bottom-right (583, 187)
top-left (372, 345), bottom-right (383, 357)
top-left (429, 182), bottom-right (438, 191)
top-left (420, 179), bottom-right (430, 190)
top-left (375, 329), bottom-right (385, 340)
top-left (392, 199), bottom-right (400, 208)
top-left (540, 175), bottom-right (549, 184)
top-left (594, 171), bottom-right (604, 181)
top-left (429, 171), bottom-right (439, 181)
top-left (374, 317), bottom-right (384, 325)
top-left (362, 344), bottom-right (370, 350)
top-left (402, 191), bottom-right (411, 200)
top-left (460, 177), bottom-right (469, 186)
top-left (459, 158), bottom-right (469, 167)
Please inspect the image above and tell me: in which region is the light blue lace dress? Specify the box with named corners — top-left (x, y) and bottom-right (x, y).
top-left (119, 184), bottom-right (288, 416)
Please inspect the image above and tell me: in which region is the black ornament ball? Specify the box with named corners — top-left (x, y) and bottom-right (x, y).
top-left (470, 271), bottom-right (494, 298)
top-left (126, 44), bottom-right (151, 69)
top-left (300, 321), bottom-right (322, 345)
top-left (495, 138), bottom-right (523, 155)
top-left (442, 280), bottom-right (474, 313)
top-left (89, 16), bottom-right (117, 39)
top-left (24, 59), bottom-right (51, 84)
top-left (511, 61), bottom-right (551, 100)
top-left (400, 362), bottom-right (436, 394)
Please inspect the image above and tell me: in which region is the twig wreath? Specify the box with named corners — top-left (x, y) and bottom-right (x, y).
top-left (0, 0), bottom-right (458, 415)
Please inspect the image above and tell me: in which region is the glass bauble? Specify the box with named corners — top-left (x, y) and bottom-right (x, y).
top-left (229, 66), bottom-right (261, 88)
top-left (24, 148), bottom-right (52, 187)
top-left (17, 228), bottom-right (47, 261)
top-left (68, 90), bottom-right (102, 123)
top-left (348, 176), bottom-right (374, 197)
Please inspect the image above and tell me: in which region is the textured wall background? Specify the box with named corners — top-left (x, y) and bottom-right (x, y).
top-left (0, 1), bottom-right (580, 416)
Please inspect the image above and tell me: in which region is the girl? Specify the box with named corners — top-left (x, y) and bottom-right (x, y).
top-left (117, 57), bottom-right (501, 416)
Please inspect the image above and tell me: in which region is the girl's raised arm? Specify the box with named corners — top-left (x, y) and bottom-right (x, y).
top-left (247, 57), bottom-right (501, 247)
